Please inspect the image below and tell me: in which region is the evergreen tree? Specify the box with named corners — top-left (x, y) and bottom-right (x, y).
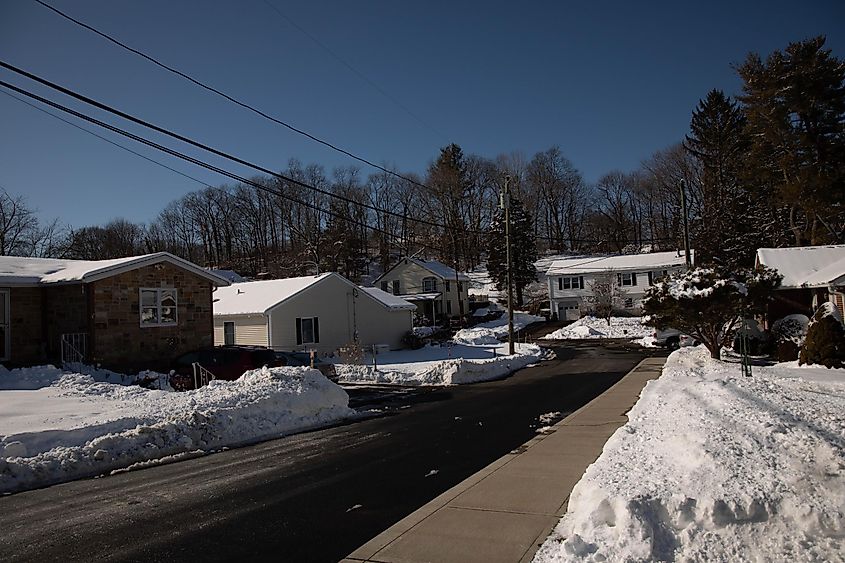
top-left (487, 195), bottom-right (538, 307)
top-left (737, 36), bottom-right (845, 246)
top-left (426, 144), bottom-right (472, 269)
top-left (684, 90), bottom-right (758, 268)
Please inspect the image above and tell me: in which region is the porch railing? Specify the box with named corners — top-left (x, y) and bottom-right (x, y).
top-left (192, 362), bottom-right (216, 388)
top-left (61, 332), bottom-right (88, 368)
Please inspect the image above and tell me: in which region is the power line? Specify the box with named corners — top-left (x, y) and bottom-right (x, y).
top-left (0, 58), bottom-right (480, 236)
top-left (0, 78), bottom-right (455, 256)
top-left (32, 0), bottom-right (440, 194)
top-left (0, 88), bottom-right (215, 189)
top-left (258, 0), bottom-right (447, 142)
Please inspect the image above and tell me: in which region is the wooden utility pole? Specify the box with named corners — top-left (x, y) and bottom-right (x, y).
top-left (680, 178), bottom-right (692, 269)
top-left (501, 175), bottom-right (515, 355)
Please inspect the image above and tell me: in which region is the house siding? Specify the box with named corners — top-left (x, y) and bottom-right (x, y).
top-left (268, 275), bottom-right (411, 353)
top-left (379, 260), bottom-right (469, 321)
top-left (213, 314), bottom-right (269, 347)
top-left (89, 263), bottom-right (214, 372)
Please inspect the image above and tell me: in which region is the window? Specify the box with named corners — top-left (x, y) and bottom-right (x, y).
top-left (445, 280), bottom-right (451, 292)
top-left (618, 273), bottom-right (637, 287)
top-left (381, 281), bottom-right (389, 292)
top-left (223, 321), bottom-right (235, 345)
top-left (296, 317), bottom-right (320, 345)
top-left (392, 280), bottom-right (400, 295)
top-left (140, 288), bottom-right (178, 327)
top-left (558, 276), bottom-right (582, 290)
top-left (422, 277), bottom-right (437, 292)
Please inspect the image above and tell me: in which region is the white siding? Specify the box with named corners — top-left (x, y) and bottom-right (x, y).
top-left (213, 314), bottom-right (268, 346)
top-left (379, 260), bottom-right (468, 319)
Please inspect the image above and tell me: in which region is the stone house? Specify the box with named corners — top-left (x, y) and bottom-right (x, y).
top-left (212, 272), bottom-right (416, 353)
top-left (373, 258), bottom-right (469, 325)
top-left (546, 251), bottom-right (692, 319)
top-left (0, 252), bottom-right (229, 371)
top-left (756, 245), bottom-right (845, 321)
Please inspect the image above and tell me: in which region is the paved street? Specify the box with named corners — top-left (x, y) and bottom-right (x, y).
top-left (0, 343), bottom-right (660, 563)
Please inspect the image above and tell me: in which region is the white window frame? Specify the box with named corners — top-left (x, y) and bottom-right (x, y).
top-left (139, 288), bottom-right (178, 327)
top-left (620, 273), bottom-right (634, 287)
top-left (300, 317), bottom-right (317, 345)
top-left (422, 277), bottom-right (437, 293)
top-left (560, 276), bottom-right (581, 290)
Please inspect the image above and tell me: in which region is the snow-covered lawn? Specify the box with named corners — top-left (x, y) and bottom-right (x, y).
top-left (541, 316), bottom-right (653, 346)
top-left (535, 346), bottom-right (845, 562)
top-left (334, 342), bottom-right (543, 386)
top-left (453, 311), bottom-right (546, 345)
top-left (0, 365), bottom-right (353, 494)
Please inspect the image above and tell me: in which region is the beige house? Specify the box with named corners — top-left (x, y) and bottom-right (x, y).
top-left (212, 272), bottom-right (415, 353)
top-left (374, 257), bottom-right (469, 324)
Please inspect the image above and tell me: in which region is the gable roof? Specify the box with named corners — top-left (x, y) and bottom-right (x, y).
top-left (0, 252), bottom-right (230, 287)
top-left (547, 251), bottom-right (691, 276)
top-left (756, 245), bottom-right (845, 289)
top-left (213, 272), bottom-right (416, 316)
top-left (360, 287), bottom-right (417, 310)
top-left (375, 257), bottom-right (469, 283)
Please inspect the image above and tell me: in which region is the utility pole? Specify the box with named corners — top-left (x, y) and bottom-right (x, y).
top-left (680, 178), bottom-right (692, 269)
top-left (501, 175), bottom-right (515, 355)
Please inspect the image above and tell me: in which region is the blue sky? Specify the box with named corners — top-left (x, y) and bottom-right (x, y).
top-left (1, 0), bottom-right (843, 227)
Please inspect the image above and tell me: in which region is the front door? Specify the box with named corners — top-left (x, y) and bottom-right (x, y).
top-left (0, 289), bottom-right (9, 361)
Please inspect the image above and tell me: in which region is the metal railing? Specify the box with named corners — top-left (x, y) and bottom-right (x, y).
top-left (192, 362), bottom-right (216, 388)
top-left (61, 332), bottom-right (88, 368)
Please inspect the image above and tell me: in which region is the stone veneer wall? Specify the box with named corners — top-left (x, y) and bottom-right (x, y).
top-left (8, 287), bottom-right (44, 365)
top-left (42, 284), bottom-right (90, 361)
top-left (90, 263), bottom-right (214, 372)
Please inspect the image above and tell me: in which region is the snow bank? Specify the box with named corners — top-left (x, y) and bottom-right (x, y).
top-left (535, 346), bottom-right (845, 563)
top-left (453, 311), bottom-right (545, 345)
top-left (0, 363), bottom-right (169, 391)
top-left (542, 316), bottom-right (652, 342)
top-left (0, 366), bottom-right (353, 494)
top-left (335, 342), bottom-right (542, 385)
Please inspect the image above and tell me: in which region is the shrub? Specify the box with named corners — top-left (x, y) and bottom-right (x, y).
top-left (402, 331), bottom-right (425, 350)
top-left (771, 314), bottom-right (809, 361)
top-left (799, 304), bottom-right (845, 368)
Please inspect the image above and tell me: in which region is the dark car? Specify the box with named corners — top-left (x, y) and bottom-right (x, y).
top-left (274, 351), bottom-right (337, 380)
top-left (171, 345), bottom-right (282, 389)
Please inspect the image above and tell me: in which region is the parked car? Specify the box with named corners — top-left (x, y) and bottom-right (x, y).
top-left (171, 345), bottom-right (282, 389)
top-left (273, 351), bottom-right (337, 380)
top-left (653, 328), bottom-right (700, 349)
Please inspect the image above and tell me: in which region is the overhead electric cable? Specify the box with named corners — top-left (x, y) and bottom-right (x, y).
top-left (33, 0), bottom-right (439, 193)
top-left (0, 58), bottom-right (483, 235)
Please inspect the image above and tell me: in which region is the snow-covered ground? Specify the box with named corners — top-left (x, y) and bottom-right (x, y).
top-left (0, 365), bottom-right (353, 494)
top-left (335, 342), bottom-right (543, 386)
top-left (453, 311), bottom-right (546, 345)
top-left (535, 346), bottom-right (845, 563)
top-left (541, 316), bottom-right (654, 346)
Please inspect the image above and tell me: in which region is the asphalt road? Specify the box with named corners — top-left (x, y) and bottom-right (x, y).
top-left (0, 342), bottom-right (658, 563)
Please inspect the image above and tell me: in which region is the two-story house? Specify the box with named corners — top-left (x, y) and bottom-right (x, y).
top-left (546, 251), bottom-right (692, 319)
top-left (374, 257), bottom-right (469, 325)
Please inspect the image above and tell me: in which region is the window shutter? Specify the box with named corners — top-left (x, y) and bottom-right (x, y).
top-left (295, 317), bottom-right (302, 345)
top-left (558, 277), bottom-right (562, 290)
top-left (632, 273), bottom-right (638, 286)
top-left (648, 271), bottom-right (653, 285)
top-left (579, 276), bottom-right (584, 290)
top-left (313, 317), bottom-right (320, 343)
top-left (617, 273), bottom-right (622, 287)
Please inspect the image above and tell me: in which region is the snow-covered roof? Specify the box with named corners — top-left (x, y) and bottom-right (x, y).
top-left (0, 253), bottom-right (230, 286)
top-left (360, 287), bottom-right (417, 310)
top-left (409, 258), bottom-right (470, 281)
top-left (213, 274), bottom-right (331, 315)
top-left (756, 245), bottom-right (845, 289)
top-left (547, 251), bottom-right (692, 276)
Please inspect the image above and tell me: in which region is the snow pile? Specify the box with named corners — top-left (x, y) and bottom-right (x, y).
top-left (534, 346), bottom-right (845, 563)
top-left (412, 326), bottom-right (437, 338)
top-left (0, 364), bottom-right (169, 391)
top-left (542, 316), bottom-right (652, 341)
top-left (0, 366), bottom-right (353, 493)
top-left (335, 342), bottom-right (542, 385)
top-left (453, 311), bottom-right (545, 345)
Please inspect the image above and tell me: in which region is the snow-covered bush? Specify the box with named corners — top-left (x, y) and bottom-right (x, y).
top-left (643, 266), bottom-right (781, 359)
top-left (799, 303), bottom-right (845, 368)
top-left (771, 314), bottom-right (810, 361)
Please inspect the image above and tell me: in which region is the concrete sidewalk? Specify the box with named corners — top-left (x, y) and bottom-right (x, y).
top-left (344, 356), bottom-right (666, 563)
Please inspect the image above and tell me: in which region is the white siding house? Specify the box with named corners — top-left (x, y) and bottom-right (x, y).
top-left (213, 272), bottom-right (415, 354)
top-left (374, 258), bottom-right (469, 324)
top-left (546, 251), bottom-right (692, 319)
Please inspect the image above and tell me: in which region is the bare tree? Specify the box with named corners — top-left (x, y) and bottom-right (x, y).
top-left (585, 272), bottom-right (628, 325)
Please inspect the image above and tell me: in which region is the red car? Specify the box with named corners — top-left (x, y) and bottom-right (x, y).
top-left (171, 345), bottom-right (282, 389)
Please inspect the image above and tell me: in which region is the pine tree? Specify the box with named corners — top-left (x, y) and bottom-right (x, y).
top-left (737, 36), bottom-right (845, 246)
top-left (487, 196), bottom-right (538, 307)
